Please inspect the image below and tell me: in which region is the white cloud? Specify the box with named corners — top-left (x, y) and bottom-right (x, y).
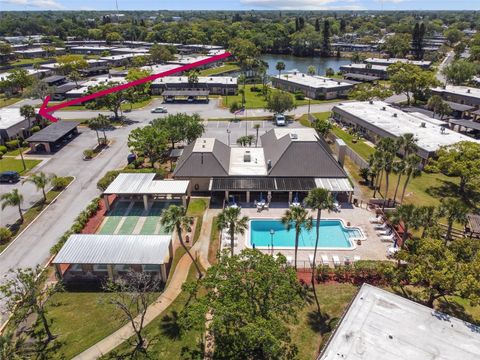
top-left (1, 0), bottom-right (65, 9)
top-left (240, 0), bottom-right (364, 10)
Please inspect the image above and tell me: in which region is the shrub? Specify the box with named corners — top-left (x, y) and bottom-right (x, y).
top-left (5, 140), bottom-right (19, 150)
top-left (83, 149), bottom-right (94, 159)
top-left (97, 170), bottom-right (120, 191)
top-left (0, 227), bottom-right (13, 244)
top-left (250, 86), bottom-right (261, 92)
top-left (294, 91), bottom-right (305, 100)
top-left (31, 126), bottom-right (41, 133)
top-left (0, 146), bottom-right (6, 159)
top-left (325, 67), bottom-right (335, 77)
top-left (51, 176), bottom-right (70, 190)
top-left (316, 264), bottom-right (330, 282)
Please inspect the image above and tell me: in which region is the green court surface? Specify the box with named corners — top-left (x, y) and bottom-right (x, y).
top-left (98, 201), bottom-right (130, 234)
top-left (139, 201), bottom-right (179, 235)
top-left (117, 202), bottom-right (145, 235)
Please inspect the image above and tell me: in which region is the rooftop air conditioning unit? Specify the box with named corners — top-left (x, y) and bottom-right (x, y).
top-left (244, 151), bottom-right (251, 162)
top-left (290, 133), bottom-right (298, 140)
top-left (382, 107), bottom-right (386, 110)
top-left (393, 113), bottom-right (398, 117)
top-left (420, 122), bottom-right (426, 127)
top-left (267, 159), bottom-right (272, 169)
top-left (369, 100), bottom-right (373, 104)
top-left (467, 89), bottom-right (471, 93)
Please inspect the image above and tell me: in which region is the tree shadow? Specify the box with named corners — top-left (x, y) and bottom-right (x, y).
top-left (306, 310), bottom-right (338, 336)
top-left (426, 179), bottom-right (480, 209)
top-left (436, 298), bottom-right (480, 326)
top-left (160, 311), bottom-right (181, 340)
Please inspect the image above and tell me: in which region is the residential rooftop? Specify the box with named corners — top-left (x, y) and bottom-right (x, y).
top-left (103, 173), bottom-right (189, 195)
top-left (0, 108), bottom-right (24, 130)
top-left (319, 284), bottom-right (480, 360)
top-left (364, 57), bottom-right (432, 67)
top-left (431, 85), bottom-right (480, 100)
top-left (333, 101), bottom-right (479, 153)
top-left (340, 63), bottom-right (388, 71)
top-left (152, 76), bottom-right (237, 85)
top-left (274, 72), bottom-right (353, 89)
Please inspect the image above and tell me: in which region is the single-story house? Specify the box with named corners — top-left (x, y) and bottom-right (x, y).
top-left (364, 57), bottom-right (432, 69)
top-left (0, 108), bottom-right (33, 143)
top-left (340, 63), bottom-right (388, 80)
top-left (431, 86), bottom-right (480, 109)
top-left (151, 76), bottom-right (237, 96)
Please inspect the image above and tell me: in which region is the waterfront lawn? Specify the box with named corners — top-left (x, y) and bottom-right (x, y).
top-left (0, 157), bottom-right (41, 174)
top-left (199, 63), bottom-right (240, 76)
top-left (37, 98), bottom-right (153, 111)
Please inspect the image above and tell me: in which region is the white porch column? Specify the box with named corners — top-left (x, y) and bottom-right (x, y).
top-left (107, 264), bottom-right (115, 280)
top-left (160, 264), bottom-right (167, 283)
top-left (225, 191), bottom-right (229, 202)
top-left (182, 195), bottom-right (187, 207)
top-left (246, 191), bottom-right (250, 203)
top-left (288, 191), bottom-right (293, 204)
top-left (103, 195), bottom-right (110, 211)
top-left (143, 194), bottom-right (149, 210)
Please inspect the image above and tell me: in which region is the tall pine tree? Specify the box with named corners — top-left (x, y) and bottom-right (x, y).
top-left (321, 20), bottom-right (331, 57)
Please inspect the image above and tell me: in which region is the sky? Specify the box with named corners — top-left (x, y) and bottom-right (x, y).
top-left (0, 0), bottom-right (478, 11)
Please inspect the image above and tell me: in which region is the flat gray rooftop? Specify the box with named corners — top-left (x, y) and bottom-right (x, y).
top-left (26, 121), bottom-right (79, 143)
top-left (320, 284), bottom-right (480, 360)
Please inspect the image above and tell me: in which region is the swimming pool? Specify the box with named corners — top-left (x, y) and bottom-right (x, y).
top-left (249, 219), bottom-right (364, 250)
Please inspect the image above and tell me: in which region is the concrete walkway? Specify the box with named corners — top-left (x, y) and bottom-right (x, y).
top-left (73, 209), bottom-right (216, 360)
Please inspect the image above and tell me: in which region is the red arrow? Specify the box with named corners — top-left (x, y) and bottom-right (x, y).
top-left (39, 51), bottom-right (232, 122)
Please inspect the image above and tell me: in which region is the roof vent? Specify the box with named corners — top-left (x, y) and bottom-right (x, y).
top-left (290, 133), bottom-right (298, 140)
top-left (267, 160), bottom-right (272, 169)
top-left (302, 73), bottom-right (305, 77)
top-left (420, 122), bottom-right (426, 128)
top-left (382, 106), bottom-right (386, 110)
top-left (337, 81), bottom-right (341, 85)
top-left (244, 151), bottom-right (251, 162)
top-left (440, 127), bottom-right (446, 134)
top-left (467, 89), bottom-right (471, 93)
top-left (369, 100), bottom-right (373, 104)
top-left (393, 113), bottom-right (398, 117)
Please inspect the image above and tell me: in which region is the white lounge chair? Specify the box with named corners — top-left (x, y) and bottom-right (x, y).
top-left (386, 246), bottom-right (399, 258)
top-left (380, 234), bottom-right (395, 242)
top-left (374, 223), bottom-right (388, 230)
top-left (286, 256), bottom-right (294, 266)
top-left (321, 254), bottom-right (329, 265)
top-left (308, 254), bottom-right (315, 267)
top-left (332, 255), bottom-right (341, 266)
top-left (376, 228), bottom-right (392, 236)
top-left (353, 255), bottom-right (361, 262)
top-left (369, 217), bottom-right (383, 224)
top-left (344, 257), bottom-right (351, 265)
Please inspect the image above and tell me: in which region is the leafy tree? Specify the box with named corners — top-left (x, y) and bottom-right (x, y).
top-left (236, 135), bottom-right (254, 147)
top-left (127, 126), bottom-right (167, 167)
top-left (88, 117), bottom-right (102, 145)
top-left (265, 91), bottom-right (296, 114)
top-left (307, 65), bottom-right (316, 76)
top-left (444, 28), bottom-right (463, 46)
top-left (382, 33), bottom-right (412, 57)
top-left (349, 83), bottom-right (393, 101)
top-left (85, 82), bottom-right (127, 120)
top-left (304, 188), bottom-right (334, 315)
top-left (390, 204), bottom-right (421, 248)
top-left (313, 118), bottom-right (332, 138)
top-left (392, 134), bottom-right (418, 203)
top-left (442, 60), bottom-right (477, 85)
top-left (103, 271), bottom-right (160, 354)
top-left (105, 31), bottom-right (123, 43)
top-left (125, 68), bottom-right (151, 105)
top-left (438, 198), bottom-right (469, 242)
top-left (1, 189), bottom-right (24, 223)
top-left (0, 266), bottom-right (61, 342)
top-left (149, 43), bottom-right (174, 63)
top-left (19, 104), bottom-right (36, 133)
top-left (0, 42), bottom-right (12, 65)
top-left (217, 207), bottom-right (249, 257)
top-left (321, 20), bottom-right (331, 57)
top-left (275, 61), bottom-right (286, 77)
top-left (3, 68), bottom-right (32, 94)
top-left (22, 172), bottom-right (50, 203)
top-left (187, 69), bottom-right (199, 85)
top-left (0, 227), bottom-right (13, 243)
top-left (69, 70), bottom-right (82, 88)
top-left (161, 205), bottom-right (203, 278)
top-left (281, 206), bottom-right (312, 270)
top-left (427, 141), bottom-right (480, 195)
top-left (151, 113), bottom-right (205, 150)
top-left (56, 54), bottom-right (87, 76)
top-left (180, 249), bottom-right (304, 359)
top-left (0, 330), bottom-right (25, 359)
top-left (417, 205), bottom-right (440, 238)
top-left (229, 38), bottom-right (259, 71)
top-left (388, 62), bottom-right (439, 105)
top-left (26, 77), bottom-right (54, 100)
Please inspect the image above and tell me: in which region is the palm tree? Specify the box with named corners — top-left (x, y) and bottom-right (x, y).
top-left (392, 134), bottom-right (417, 204)
top-left (1, 189), bottom-right (24, 223)
top-left (307, 65), bottom-right (316, 76)
top-left (19, 104), bottom-right (35, 134)
top-left (438, 198), bottom-right (469, 242)
top-left (377, 137), bottom-right (397, 210)
top-left (22, 172), bottom-right (50, 203)
top-left (275, 61), bottom-right (285, 77)
top-left (400, 154), bottom-right (422, 204)
top-left (160, 205), bottom-right (202, 278)
top-left (281, 206), bottom-right (313, 270)
top-left (96, 114), bottom-right (110, 143)
top-left (88, 118), bottom-right (102, 145)
top-left (390, 204), bottom-right (420, 249)
top-left (417, 205), bottom-right (438, 238)
top-left (216, 207), bottom-right (249, 257)
top-left (253, 123), bottom-right (260, 147)
top-left (187, 70), bottom-right (199, 85)
top-left (304, 188), bottom-right (334, 315)
top-left (392, 159), bottom-right (405, 204)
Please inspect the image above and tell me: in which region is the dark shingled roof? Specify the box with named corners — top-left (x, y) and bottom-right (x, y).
top-left (173, 139), bottom-right (230, 177)
top-left (26, 121), bottom-right (79, 143)
top-left (261, 131), bottom-right (347, 178)
top-left (444, 101), bottom-right (476, 112)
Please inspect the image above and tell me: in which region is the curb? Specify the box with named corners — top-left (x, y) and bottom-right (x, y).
top-left (0, 176), bottom-right (76, 257)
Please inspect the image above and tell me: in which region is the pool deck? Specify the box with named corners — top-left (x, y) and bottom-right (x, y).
top-left (219, 203), bottom-right (390, 267)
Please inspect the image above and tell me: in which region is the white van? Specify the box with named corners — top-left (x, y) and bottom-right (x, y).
top-left (275, 114), bottom-right (286, 126)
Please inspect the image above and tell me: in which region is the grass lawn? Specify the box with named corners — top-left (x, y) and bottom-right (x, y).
top-left (208, 216), bottom-right (220, 265)
top-left (291, 283), bottom-right (358, 360)
top-left (0, 96), bottom-right (22, 108)
top-left (221, 85), bottom-right (340, 109)
top-left (0, 157), bottom-right (41, 174)
top-left (199, 64), bottom-right (240, 76)
top-left (37, 98), bottom-right (153, 111)
top-left (8, 57), bottom-right (51, 66)
top-left (186, 197), bottom-right (209, 217)
top-left (0, 177), bottom-right (73, 252)
top-left (331, 126), bottom-right (375, 160)
top-left (104, 265), bottom-right (204, 360)
top-left (298, 111), bottom-right (331, 127)
top-left (3, 146), bottom-right (29, 157)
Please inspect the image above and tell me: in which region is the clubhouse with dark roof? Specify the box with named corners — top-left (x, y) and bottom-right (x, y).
top-left (26, 121), bottom-right (80, 153)
top-left (173, 128), bottom-right (353, 204)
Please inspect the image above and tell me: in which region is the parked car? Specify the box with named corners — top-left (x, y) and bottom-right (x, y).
top-left (187, 96), bottom-right (195, 103)
top-left (274, 113), bottom-right (286, 126)
top-left (0, 171), bottom-right (20, 183)
top-left (151, 107), bottom-right (168, 113)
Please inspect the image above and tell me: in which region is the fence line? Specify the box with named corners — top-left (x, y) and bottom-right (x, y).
top-left (328, 133), bottom-right (369, 169)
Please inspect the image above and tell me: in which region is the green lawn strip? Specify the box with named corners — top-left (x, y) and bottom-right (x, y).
top-left (0, 157), bottom-right (41, 174)
top-left (291, 283), bottom-right (358, 360)
top-left (8, 57), bottom-right (52, 66)
top-left (35, 98), bottom-right (153, 111)
top-left (208, 216), bottom-right (220, 265)
top-left (331, 126), bottom-right (375, 160)
top-left (186, 198), bottom-right (209, 217)
top-left (3, 147), bottom-right (29, 157)
top-left (103, 265), bottom-right (204, 360)
top-left (298, 111), bottom-right (331, 127)
top-left (0, 177), bottom-right (74, 252)
top-left (199, 64), bottom-right (240, 76)
top-left (0, 96), bottom-right (22, 108)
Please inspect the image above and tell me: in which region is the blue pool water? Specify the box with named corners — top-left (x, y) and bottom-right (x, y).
top-left (250, 219), bottom-right (362, 249)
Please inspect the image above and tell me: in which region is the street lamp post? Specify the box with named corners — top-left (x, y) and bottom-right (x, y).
top-left (270, 229), bottom-right (275, 255)
top-left (17, 131), bottom-right (26, 172)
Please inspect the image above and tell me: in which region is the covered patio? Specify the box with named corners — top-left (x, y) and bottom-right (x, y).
top-left (162, 89), bottom-right (210, 102)
top-left (102, 173), bottom-right (189, 211)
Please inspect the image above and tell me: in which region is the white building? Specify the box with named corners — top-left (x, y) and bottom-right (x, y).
top-left (364, 57), bottom-right (432, 69)
top-left (332, 101), bottom-right (479, 161)
top-left (431, 85), bottom-right (480, 108)
top-left (0, 108), bottom-right (32, 143)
